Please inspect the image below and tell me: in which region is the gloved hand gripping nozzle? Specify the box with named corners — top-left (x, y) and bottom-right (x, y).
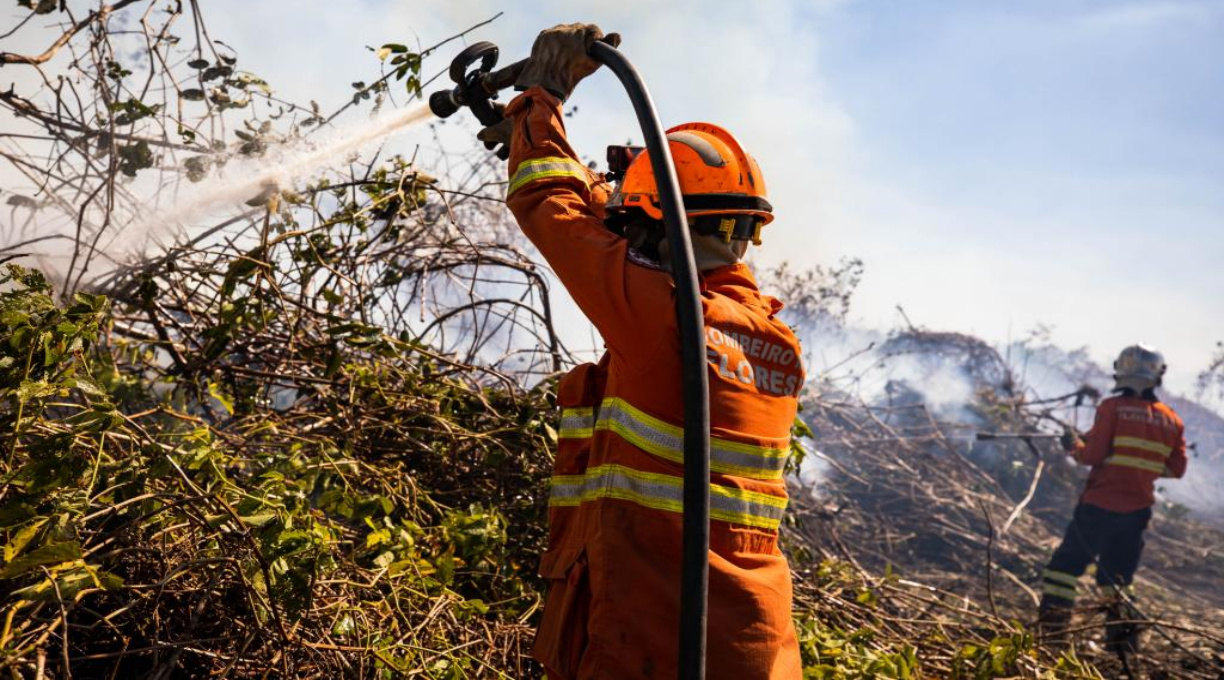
top-left (427, 41), bottom-right (526, 159)
top-left (428, 27), bottom-right (622, 159)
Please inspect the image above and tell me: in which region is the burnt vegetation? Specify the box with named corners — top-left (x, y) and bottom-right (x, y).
top-left (1, 3), bottom-right (1222, 678)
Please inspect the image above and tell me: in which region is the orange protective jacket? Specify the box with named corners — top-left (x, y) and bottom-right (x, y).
top-left (504, 87), bottom-right (804, 679)
top-left (1074, 393), bottom-right (1187, 513)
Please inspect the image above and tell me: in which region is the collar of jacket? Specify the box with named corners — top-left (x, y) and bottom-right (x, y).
top-left (699, 263), bottom-right (784, 319)
top-left (1113, 387), bottom-right (1160, 403)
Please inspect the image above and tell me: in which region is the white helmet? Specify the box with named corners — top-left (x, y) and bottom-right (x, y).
top-left (1113, 344), bottom-right (1166, 392)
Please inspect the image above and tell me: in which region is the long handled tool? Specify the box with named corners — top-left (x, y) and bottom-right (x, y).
top-left (429, 37), bottom-right (712, 680)
top-left (974, 432), bottom-right (1052, 534)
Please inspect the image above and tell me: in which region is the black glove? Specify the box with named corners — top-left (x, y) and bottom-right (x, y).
top-left (1059, 429), bottom-right (1082, 453)
top-left (515, 23), bottom-right (621, 101)
top-left (476, 103), bottom-right (511, 160)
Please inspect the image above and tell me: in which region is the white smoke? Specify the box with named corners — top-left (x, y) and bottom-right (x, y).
top-left (790, 317), bottom-right (1224, 523)
top-left (127, 105), bottom-right (435, 253)
top-left (2, 104), bottom-right (435, 281)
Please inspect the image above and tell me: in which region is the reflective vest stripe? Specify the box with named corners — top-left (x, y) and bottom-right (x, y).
top-left (561, 398), bottom-right (787, 480)
top-left (549, 464), bottom-right (787, 530)
top-left (1106, 454), bottom-right (1167, 474)
top-left (1112, 436), bottom-right (1172, 458)
top-left (507, 157), bottom-right (589, 197)
top-left (559, 408), bottom-right (595, 439)
top-left (1041, 582), bottom-right (1078, 601)
top-left (1042, 569), bottom-right (1079, 587)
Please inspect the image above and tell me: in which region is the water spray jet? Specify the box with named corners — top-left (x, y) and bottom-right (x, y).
top-left (128, 104), bottom-right (435, 250)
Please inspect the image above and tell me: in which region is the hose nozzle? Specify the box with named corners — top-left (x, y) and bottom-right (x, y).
top-left (427, 41), bottom-right (528, 159)
top-left (428, 89), bottom-right (462, 120)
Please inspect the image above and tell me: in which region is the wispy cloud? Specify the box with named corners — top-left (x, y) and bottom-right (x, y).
top-left (1077, 0), bottom-right (1217, 30)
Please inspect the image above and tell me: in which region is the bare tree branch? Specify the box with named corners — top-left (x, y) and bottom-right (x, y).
top-left (0, 0), bottom-right (145, 66)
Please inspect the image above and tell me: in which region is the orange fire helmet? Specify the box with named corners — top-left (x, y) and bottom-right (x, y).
top-left (606, 122), bottom-right (773, 244)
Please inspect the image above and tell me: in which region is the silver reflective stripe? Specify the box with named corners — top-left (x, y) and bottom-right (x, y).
top-left (710, 481), bottom-right (788, 529)
top-left (559, 408), bottom-right (595, 438)
top-left (507, 156), bottom-right (588, 196)
top-left (592, 398), bottom-right (789, 480)
top-left (548, 477), bottom-right (588, 505)
top-left (548, 464), bottom-right (787, 530)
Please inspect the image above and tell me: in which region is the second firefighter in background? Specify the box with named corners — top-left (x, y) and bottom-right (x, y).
top-left (1039, 344), bottom-right (1188, 654)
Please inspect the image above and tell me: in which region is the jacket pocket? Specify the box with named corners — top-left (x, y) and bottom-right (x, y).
top-left (533, 547), bottom-right (590, 678)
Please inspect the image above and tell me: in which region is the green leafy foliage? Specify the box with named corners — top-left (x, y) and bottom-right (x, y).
top-left (950, 631), bottom-right (1033, 679)
top-left (787, 413), bottom-right (814, 475)
top-left (0, 258), bottom-right (554, 676)
top-left (380, 42), bottom-right (423, 96)
top-left (107, 98), bottom-right (161, 126)
top-left (792, 561), bottom-right (918, 679)
top-left (796, 615), bottom-right (918, 679)
top-left (117, 140), bottom-right (154, 177)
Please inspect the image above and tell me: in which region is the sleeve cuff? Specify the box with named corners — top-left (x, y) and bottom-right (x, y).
top-left (505, 86), bottom-right (563, 117)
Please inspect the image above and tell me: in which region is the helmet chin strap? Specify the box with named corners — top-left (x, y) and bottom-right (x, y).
top-left (658, 234), bottom-right (748, 273)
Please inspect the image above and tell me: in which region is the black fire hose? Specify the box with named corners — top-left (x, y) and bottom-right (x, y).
top-left (428, 38), bottom-right (712, 680)
top-left (588, 42), bottom-right (712, 680)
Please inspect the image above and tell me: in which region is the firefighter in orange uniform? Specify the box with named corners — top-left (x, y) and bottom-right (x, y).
top-left (1038, 344), bottom-right (1188, 654)
top-left (483, 23), bottom-right (804, 679)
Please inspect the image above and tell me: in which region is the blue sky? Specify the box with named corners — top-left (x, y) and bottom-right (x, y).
top-left (6, 0), bottom-right (1222, 396)
top-left (808, 0), bottom-right (1224, 392)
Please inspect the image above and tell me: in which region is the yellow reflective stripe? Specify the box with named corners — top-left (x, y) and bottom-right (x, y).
top-left (1113, 436), bottom-right (1172, 458)
top-left (559, 407), bottom-right (595, 439)
top-left (507, 156), bottom-right (588, 196)
top-left (1042, 569), bottom-right (1079, 587)
top-left (1106, 454), bottom-right (1167, 474)
top-left (554, 398), bottom-right (791, 479)
top-left (593, 397), bottom-right (789, 480)
top-left (1042, 583), bottom-right (1078, 601)
top-left (547, 464), bottom-right (786, 530)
